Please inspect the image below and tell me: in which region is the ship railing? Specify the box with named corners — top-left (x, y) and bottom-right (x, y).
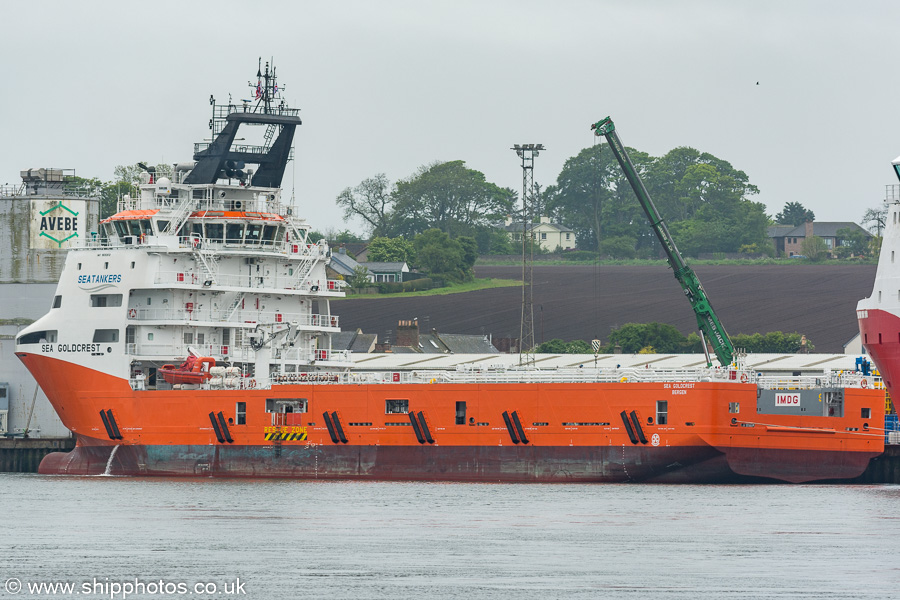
top-left (76, 237), bottom-right (169, 251)
top-left (202, 102), bottom-right (301, 146)
top-left (210, 102), bottom-right (301, 120)
top-left (276, 347), bottom-right (352, 364)
top-left (173, 236), bottom-right (324, 259)
top-left (77, 237), bottom-right (112, 249)
top-left (0, 183), bottom-right (25, 196)
top-left (1, 181), bottom-right (98, 198)
top-left (405, 368), bottom-right (725, 385)
top-left (126, 343), bottom-right (230, 357)
top-left (266, 367), bottom-right (730, 386)
top-left (176, 236), bottom-right (291, 253)
top-left (886, 184), bottom-right (900, 203)
top-left (117, 196), bottom-right (141, 212)
top-left (128, 307), bottom-right (339, 328)
top-left (274, 368), bottom-right (879, 387)
top-left (756, 373), bottom-right (881, 390)
top-left (154, 270), bottom-right (344, 293)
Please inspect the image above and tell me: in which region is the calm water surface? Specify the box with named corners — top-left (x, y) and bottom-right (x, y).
top-left (1, 474), bottom-right (898, 599)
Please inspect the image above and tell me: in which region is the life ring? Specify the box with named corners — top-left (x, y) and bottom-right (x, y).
top-left (740, 373), bottom-right (748, 383)
top-left (128, 308), bottom-right (137, 318)
top-left (860, 378), bottom-right (868, 389)
top-left (247, 379), bottom-right (257, 389)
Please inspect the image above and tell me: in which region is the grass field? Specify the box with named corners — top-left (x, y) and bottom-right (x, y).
top-left (338, 278), bottom-right (519, 300)
top-left (331, 263), bottom-right (877, 353)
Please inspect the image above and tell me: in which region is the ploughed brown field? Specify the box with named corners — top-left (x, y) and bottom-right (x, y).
top-left (330, 264), bottom-right (878, 353)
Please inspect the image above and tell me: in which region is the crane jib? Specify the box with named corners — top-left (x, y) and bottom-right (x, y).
top-left (592, 116), bottom-right (735, 367)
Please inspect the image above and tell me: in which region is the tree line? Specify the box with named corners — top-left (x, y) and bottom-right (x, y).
top-left (339, 144), bottom-right (785, 258)
top-left (537, 323), bottom-right (814, 354)
top-left (84, 146), bottom-right (883, 261)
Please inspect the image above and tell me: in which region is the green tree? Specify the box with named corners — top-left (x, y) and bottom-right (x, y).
top-left (545, 144), bottom-right (648, 254)
top-left (536, 339), bottom-right (569, 353)
top-left (475, 228), bottom-right (516, 254)
top-left (367, 236), bottom-right (416, 263)
top-left (535, 339), bottom-right (594, 354)
top-left (548, 143), bottom-right (765, 257)
top-left (603, 323), bottom-right (689, 354)
top-left (347, 265), bottom-right (371, 289)
top-left (870, 235), bottom-right (883, 256)
top-left (775, 201), bottom-right (815, 226)
top-left (862, 206), bottom-right (887, 236)
top-left (801, 235), bottom-right (828, 261)
top-left (98, 163), bottom-right (171, 219)
top-left (598, 235), bottom-right (637, 258)
top-left (392, 161), bottom-right (516, 238)
top-left (413, 228), bottom-right (473, 281)
top-left (335, 174), bottom-right (395, 236)
top-left (835, 226), bottom-right (870, 257)
top-left (64, 175), bottom-right (110, 217)
top-left (732, 332), bottom-right (812, 353)
top-left (310, 228), bottom-right (364, 244)
top-left (649, 149), bottom-right (766, 255)
top-left (565, 339), bottom-right (593, 353)
top-left (457, 236), bottom-right (478, 269)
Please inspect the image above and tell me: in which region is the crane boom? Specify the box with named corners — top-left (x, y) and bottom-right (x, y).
top-left (591, 116), bottom-right (735, 367)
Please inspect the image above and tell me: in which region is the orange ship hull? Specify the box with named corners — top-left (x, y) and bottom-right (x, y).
top-left (18, 352), bottom-right (885, 483)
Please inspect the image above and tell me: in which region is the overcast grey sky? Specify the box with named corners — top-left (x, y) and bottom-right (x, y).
top-left (2, 0), bottom-right (899, 234)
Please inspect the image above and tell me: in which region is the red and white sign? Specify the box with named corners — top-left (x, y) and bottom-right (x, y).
top-left (775, 393), bottom-right (801, 406)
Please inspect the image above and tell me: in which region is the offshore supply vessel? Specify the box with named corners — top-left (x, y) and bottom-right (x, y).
top-left (15, 65), bottom-right (884, 482)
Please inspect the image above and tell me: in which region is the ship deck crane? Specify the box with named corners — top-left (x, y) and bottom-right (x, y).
top-left (591, 116), bottom-right (735, 367)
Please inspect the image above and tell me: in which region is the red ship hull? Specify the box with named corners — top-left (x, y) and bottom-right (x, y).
top-left (19, 352), bottom-right (884, 483)
top-left (38, 440), bottom-right (875, 483)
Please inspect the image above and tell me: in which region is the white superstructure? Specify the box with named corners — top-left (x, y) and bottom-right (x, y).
top-left (19, 175), bottom-right (350, 391)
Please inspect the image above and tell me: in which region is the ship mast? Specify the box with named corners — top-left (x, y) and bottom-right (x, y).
top-left (185, 59), bottom-right (301, 188)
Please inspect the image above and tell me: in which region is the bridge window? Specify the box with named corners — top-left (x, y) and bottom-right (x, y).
top-left (226, 223), bottom-right (245, 244)
top-left (246, 224), bottom-right (262, 244)
top-left (261, 225), bottom-right (278, 246)
top-left (205, 223), bottom-right (224, 242)
top-left (17, 330), bottom-right (57, 344)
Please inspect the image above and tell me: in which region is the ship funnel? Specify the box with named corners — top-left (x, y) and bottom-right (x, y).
top-left (893, 154), bottom-right (900, 183)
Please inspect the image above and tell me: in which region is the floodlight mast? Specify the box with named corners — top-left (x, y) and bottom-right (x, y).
top-left (511, 143), bottom-right (544, 366)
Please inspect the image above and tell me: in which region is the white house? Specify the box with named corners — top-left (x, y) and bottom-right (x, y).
top-left (503, 216), bottom-right (576, 252)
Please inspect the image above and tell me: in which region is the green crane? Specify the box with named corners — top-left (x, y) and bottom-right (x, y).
top-left (591, 116), bottom-right (735, 367)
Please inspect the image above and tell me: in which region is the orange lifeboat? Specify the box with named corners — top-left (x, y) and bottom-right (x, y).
top-left (159, 355), bottom-right (215, 385)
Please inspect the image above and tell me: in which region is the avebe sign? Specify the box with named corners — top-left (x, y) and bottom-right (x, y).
top-left (34, 201), bottom-right (82, 248)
